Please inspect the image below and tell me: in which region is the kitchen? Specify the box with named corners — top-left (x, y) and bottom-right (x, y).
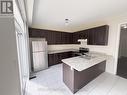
top-left (29, 25), bottom-right (109, 73)
top-left (27, 23), bottom-right (124, 95)
top-left (1, 0), bottom-right (127, 95)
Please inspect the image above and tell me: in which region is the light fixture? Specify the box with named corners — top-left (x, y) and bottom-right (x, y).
top-left (65, 19), bottom-right (69, 26)
top-left (121, 24), bottom-right (127, 29)
top-left (124, 25), bottom-right (127, 28)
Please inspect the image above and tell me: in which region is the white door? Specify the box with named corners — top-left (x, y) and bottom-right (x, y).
top-left (15, 24), bottom-right (29, 95)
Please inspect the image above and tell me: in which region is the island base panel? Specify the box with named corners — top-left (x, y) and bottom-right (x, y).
top-left (63, 63), bottom-right (74, 92)
top-left (63, 61), bottom-right (106, 93)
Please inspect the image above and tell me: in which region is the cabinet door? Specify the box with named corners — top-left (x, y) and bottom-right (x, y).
top-left (56, 52), bottom-right (68, 64)
top-left (87, 25), bottom-right (109, 45)
top-left (48, 54), bottom-right (55, 66)
top-left (40, 30), bottom-right (47, 38)
top-left (65, 52), bottom-right (72, 58)
top-left (87, 29), bottom-right (95, 45)
top-left (55, 32), bottom-right (62, 44)
top-left (29, 28), bottom-right (41, 38)
top-left (94, 25), bottom-right (109, 45)
top-left (55, 53), bottom-right (61, 64)
top-left (69, 33), bottom-right (73, 44)
top-left (64, 33), bottom-right (71, 44)
top-left (61, 52), bottom-right (68, 59)
top-left (46, 31), bottom-right (54, 44)
top-left (29, 28), bottom-right (74, 44)
top-left (48, 53), bottom-right (62, 66)
top-left (48, 51), bottom-right (80, 66)
top-left (73, 32), bottom-right (80, 44)
top-left (29, 28), bottom-right (47, 38)
top-left (79, 30), bottom-right (88, 39)
top-left (47, 31), bottom-right (73, 45)
top-left (61, 32), bottom-right (65, 44)
top-left (60, 32), bottom-right (65, 44)
top-left (73, 31), bottom-right (88, 44)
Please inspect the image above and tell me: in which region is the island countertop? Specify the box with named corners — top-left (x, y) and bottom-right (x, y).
top-left (62, 52), bottom-right (112, 71)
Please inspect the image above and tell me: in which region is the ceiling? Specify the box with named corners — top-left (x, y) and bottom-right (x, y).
top-left (30, 0), bottom-right (127, 32)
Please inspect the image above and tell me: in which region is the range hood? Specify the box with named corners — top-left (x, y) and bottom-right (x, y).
top-left (78, 39), bottom-right (87, 42)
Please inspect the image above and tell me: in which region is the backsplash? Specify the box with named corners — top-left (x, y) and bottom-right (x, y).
top-left (48, 44), bottom-right (76, 51)
top-left (48, 44), bottom-right (110, 55)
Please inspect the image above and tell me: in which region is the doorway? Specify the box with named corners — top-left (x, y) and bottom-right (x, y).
top-left (117, 23), bottom-right (127, 79)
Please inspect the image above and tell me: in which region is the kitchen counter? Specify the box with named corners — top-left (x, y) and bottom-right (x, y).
top-left (62, 52), bottom-right (111, 71)
top-left (48, 49), bottom-right (79, 54)
top-left (62, 52), bottom-right (111, 93)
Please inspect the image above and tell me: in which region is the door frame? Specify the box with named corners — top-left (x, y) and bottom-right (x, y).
top-left (115, 22), bottom-right (127, 74)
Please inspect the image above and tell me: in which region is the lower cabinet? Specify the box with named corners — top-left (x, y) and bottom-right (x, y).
top-left (48, 51), bottom-right (78, 66)
top-left (48, 54), bottom-right (55, 66)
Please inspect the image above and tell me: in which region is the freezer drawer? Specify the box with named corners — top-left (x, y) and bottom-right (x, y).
top-left (33, 52), bottom-right (48, 72)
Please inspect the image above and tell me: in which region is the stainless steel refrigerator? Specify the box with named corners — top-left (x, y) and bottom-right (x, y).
top-left (31, 38), bottom-right (48, 72)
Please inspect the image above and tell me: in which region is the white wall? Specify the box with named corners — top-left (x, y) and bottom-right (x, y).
top-left (48, 13), bottom-right (127, 74)
top-left (48, 44), bottom-right (75, 51)
top-left (26, 0), bottom-right (35, 26)
top-left (0, 17), bottom-right (21, 95)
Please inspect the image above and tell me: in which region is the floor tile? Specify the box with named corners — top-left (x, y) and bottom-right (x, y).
top-left (108, 77), bottom-right (127, 95)
top-left (26, 64), bottom-right (127, 95)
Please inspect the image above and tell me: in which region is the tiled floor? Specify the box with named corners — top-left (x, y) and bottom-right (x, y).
top-left (26, 64), bottom-right (127, 95)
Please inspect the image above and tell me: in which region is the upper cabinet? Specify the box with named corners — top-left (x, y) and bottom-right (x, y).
top-left (29, 28), bottom-right (72, 45)
top-left (29, 25), bottom-right (109, 45)
top-left (73, 25), bottom-right (109, 45)
top-left (72, 32), bottom-right (80, 44)
top-left (73, 30), bottom-right (88, 44)
top-left (87, 25), bottom-right (109, 45)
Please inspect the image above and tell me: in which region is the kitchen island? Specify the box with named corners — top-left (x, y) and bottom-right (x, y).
top-left (62, 52), bottom-right (110, 93)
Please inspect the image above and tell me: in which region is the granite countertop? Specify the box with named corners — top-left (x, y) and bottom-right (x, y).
top-left (48, 49), bottom-right (79, 54)
top-left (62, 52), bottom-right (112, 71)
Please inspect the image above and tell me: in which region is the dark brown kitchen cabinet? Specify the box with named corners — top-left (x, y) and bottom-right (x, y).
top-left (29, 28), bottom-right (42, 38)
top-left (48, 54), bottom-right (55, 66)
top-left (61, 32), bottom-right (66, 44)
top-left (87, 25), bottom-right (109, 45)
top-left (46, 31), bottom-right (54, 44)
top-left (48, 53), bottom-right (61, 66)
top-left (55, 32), bottom-right (62, 44)
top-left (72, 32), bottom-right (80, 44)
top-left (61, 32), bottom-right (72, 44)
top-left (72, 30), bottom-right (88, 44)
top-left (87, 28), bottom-right (95, 45)
top-left (48, 53), bottom-right (64, 66)
top-left (79, 30), bottom-right (88, 39)
top-left (48, 51), bottom-right (77, 66)
top-left (29, 28), bottom-right (73, 45)
top-left (47, 31), bottom-right (60, 44)
top-left (72, 25), bottom-right (109, 45)
top-left (29, 25), bottom-right (109, 45)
